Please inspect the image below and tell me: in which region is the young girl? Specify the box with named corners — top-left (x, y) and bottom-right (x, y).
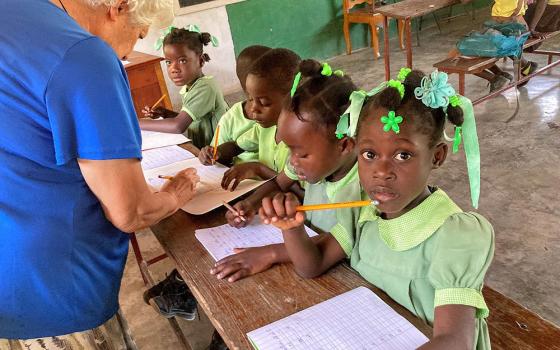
top-left (259, 69), bottom-right (494, 349)
top-left (139, 26), bottom-right (228, 148)
top-left (198, 45), bottom-right (271, 165)
top-left (210, 60), bottom-right (367, 282)
top-left (199, 48), bottom-right (300, 191)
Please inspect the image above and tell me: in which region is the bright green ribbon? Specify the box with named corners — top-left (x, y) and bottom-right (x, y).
top-left (154, 24), bottom-right (219, 50)
top-left (452, 126), bottom-right (462, 153)
top-left (387, 79), bottom-right (405, 99)
top-left (397, 67), bottom-right (412, 82)
top-left (458, 96), bottom-right (480, 209)
top-left (154, 25), bottom-right (176, 50)
top-left (290, 72), bottom-right (302, 97)
top-left (336, 82), bottom-right (387, 138)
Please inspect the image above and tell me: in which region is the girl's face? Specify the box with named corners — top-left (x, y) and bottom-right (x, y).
top-left (245, 74), bottom-right (286, 128)
top-left (357, 106), bottom-right (447, 219)
top-left (163, 43), bottom-right (203, 86)
top-left (278, 109), bottom-right (355, 184)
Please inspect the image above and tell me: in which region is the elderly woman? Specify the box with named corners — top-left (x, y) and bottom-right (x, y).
top-left (0, 0), bottom-right (199, 348)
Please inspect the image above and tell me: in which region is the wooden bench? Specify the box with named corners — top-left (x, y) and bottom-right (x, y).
top-left (434, 32), bottom-right (560, 104)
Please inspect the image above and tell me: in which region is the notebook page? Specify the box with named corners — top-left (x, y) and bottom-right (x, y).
top-left (141, 145), bottom-right (196, 171)
top-left (141, 130), bottom-right (190, 150)
top-left (195, 221), bottom-right (318, 261)
top-left (247, 286), bottom-right (428, 350)
top-left (143, 158), bottom-right (265, 215)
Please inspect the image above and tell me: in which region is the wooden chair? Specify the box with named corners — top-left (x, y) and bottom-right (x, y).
top-left (342, 0), bottom-right (405, 59)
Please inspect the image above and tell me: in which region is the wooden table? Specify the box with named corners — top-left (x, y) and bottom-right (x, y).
top-left (375, 0), bottom-right (460, 80)
top-left (149, 178), bottom-right (432, 348)
top-left (124, 51), bottom-right (172, 118)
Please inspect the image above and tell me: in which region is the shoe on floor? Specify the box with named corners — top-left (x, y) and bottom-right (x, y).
top-left (151, 291), bottom-right (198, 321)
top-left (206, 331), bottom-right (229, 350)
top-left (499, 71), bottom-right (513, 81)
top-left (518, 61), bottom-right (538, 87)
top-left (489, 75), bottom-right (510, 93)
top-left (143, 269), bottom-right (187, 305)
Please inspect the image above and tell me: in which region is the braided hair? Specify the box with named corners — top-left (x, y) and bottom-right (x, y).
top-left (163, 27), bottom-right (213, 62)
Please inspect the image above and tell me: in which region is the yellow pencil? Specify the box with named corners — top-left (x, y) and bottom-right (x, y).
top-left (222, 201), bottom-right (247, 222)
top-left (151, 94), bottom-right (167, 110)
top-left (212, 125), bottom-right (220, 162)
top-left (296, 200), bottom-right (379, 212)
top-left (158, 175), bottom-right (174, 180)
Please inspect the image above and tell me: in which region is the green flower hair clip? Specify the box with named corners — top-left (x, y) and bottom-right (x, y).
top-left (449, 95), bottom-right (462, 108)
top-left (397, 67), bottom-right (412, 82)
top-left (387, 79), bottom-right (405, 99)
top-left (381, 111), bottom-right (403, 134)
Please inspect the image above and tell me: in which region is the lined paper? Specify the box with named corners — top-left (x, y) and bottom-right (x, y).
top-left (247, 286), bottom-right (428, 350)
top-left (195, 221), bottom-right (318, 262)
top-left (141, 130), bottom-right (190, 150)
top-left (141, 145), bottom-right (195, 171)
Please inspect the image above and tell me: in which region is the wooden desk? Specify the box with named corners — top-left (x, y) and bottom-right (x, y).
top-left (375, 0), bottom-right (460, 79)
top-left (124, 51), bottom-right (172, 117)
top-left (149, 194), bottom-right (432, 349)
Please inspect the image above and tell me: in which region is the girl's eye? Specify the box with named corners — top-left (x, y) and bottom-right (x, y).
top-left (164, 60), bottom-right (171, 66)
top-left (395, 152), bottom-right (412, 161)
top-left (361, 151), bottom-right (375, 160)
top-left (180, 59), bottom-right (188, 64)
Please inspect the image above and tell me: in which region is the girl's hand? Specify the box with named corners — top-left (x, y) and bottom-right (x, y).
top-left (198, 146), bottom-right (219, 165)
top-left (210, 246), bottom-right (276, 282)
top-left (221, 163), bottom-right (262, 191)
top-left (225, 200), bottom-right (255, 228)
top-left (259, 192), bottom-right (305, 231)
top-left (159, 168), bottom-right (200, 208)
top-left (141, 106), bottom-right (167, 119)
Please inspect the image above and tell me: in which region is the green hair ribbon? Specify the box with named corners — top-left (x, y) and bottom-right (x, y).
top-left (449, 95), bottom-right (462, 108)
top-left (154, 26), bottom-right (175, 50)
top-left (456, 96), bottom-right (480, 208)
top-left (154, 24), bottom-right (219, 50)
top-left (397, 67), bottom-right (412, 82)
top-left (321, 62), bottom-right (344, 77)
top-left (290, 72), bottom-right (302, 97)
top-left (381, 111), bottom-right (403, 134)
top-left (387, 80), bottom-right (405, 99)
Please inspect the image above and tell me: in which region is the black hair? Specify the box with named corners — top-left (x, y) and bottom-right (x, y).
top-left (358, 70), bottom-right (464, 147)
top-left (288, 59), bottom-right (357, 138)
top-left (163, 27), bottom-right (213, 62)
top-left (247, 48), bottom-right (301, 94)
top-left (236, 45), bottom-right (272, 90)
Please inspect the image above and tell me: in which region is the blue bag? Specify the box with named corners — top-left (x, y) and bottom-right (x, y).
top-left (456, 21), bottom-right (530, 58)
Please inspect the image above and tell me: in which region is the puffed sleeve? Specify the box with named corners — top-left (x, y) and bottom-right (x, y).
top-left (329, 204), bottom-right (364, 257)
top-left (181, 77), bottom-right (216, 122)
top-left (428, 212), bottom-right (495, 318)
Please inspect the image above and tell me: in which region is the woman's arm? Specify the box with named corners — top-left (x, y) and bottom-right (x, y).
top-left (418, 305), bottom-right (476, 350)
top-left (78, 158), bottom-right (199, 233)
top-left (139, 110), bottom-right (192, 134)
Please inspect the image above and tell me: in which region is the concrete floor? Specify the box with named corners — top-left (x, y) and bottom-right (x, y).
top-left (120, 9), bottom-right (560, 349)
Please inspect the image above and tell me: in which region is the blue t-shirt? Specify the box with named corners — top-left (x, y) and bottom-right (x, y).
top-left (0, 0), bottom-right (142, 338)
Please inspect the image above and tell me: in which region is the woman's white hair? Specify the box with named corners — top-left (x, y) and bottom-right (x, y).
top-left (85, 0), bottom-right (174, 27)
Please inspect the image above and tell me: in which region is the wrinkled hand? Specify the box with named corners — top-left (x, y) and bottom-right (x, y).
top-left (210, 246), bottom-right (275, 282)
top-left (225, 200), bottom-right (256, 228)
top-left (198, 146), bottom-right (219, 165)
top-left (160, 168), bottom-right (199, 208)
top-left (259, 192), bottom-right (305, 231)
top-left (221, 163), bottom-right (261, 191)
top-left (141, 106), bottom-right (167, 119)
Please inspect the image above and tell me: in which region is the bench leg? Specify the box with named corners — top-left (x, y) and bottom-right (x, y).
top-left (383, 15), bottom-right (391, 80)
top-left (459, 73), bottom-right (465, 96)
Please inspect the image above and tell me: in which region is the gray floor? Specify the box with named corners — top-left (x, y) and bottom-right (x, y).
top-left (120, 9), bottom-right (560, 349)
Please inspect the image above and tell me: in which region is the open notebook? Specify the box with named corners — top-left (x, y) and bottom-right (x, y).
top-left (141, 130), bottom-right (190, 150)
top-left (141, 145), bottom-right (196, 171)
top-left (247, 286), bottom-right (428, 350)
top-left (195, 221), bottom-right (318, 262)
top-left (143, 158), bottom-right (265, 215)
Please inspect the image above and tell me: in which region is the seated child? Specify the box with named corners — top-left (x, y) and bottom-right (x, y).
top-left (200, 48), bottom-right (301, 191)
top-left (525, 0), bottom-right (560, 37)
top-left (198, 45), bottom-right (271, 165)
top-left (260, 69), bottom-right (495, 349)
top-left (210, 60), bottom-right (365, 282)
top-left (139, 26), bottom-right (228, 148)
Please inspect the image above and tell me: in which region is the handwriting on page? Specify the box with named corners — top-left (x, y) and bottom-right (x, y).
top-left (141, 130), bottom-right (190, 150)
top-left (195, 222), bottom-right (318, 262)
top-left (247, 286), bottom-right (428, 350)
top-left (141, 145), bottom-right (195, 171)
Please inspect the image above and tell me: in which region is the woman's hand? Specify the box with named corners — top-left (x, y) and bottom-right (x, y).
top-left (159, 168), bottom-right (200, 208)
top-left (198, 146), bottom-right (219, 165)
top-left (225, 200), bottom-right (256, 228)
top-left (221, 163), bottom-right (263, 191)
top-left (210, 246), bottom-right (277, 282)
top-left (259, 192), bottom-right (305, 231)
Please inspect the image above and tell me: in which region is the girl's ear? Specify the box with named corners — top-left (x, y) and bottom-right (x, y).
top-left (338, 136), bottom-right (356, 155)
top-left (432, 142), bottom-right (448, 169)
top-left (199, 55), bottom-right (205, 67)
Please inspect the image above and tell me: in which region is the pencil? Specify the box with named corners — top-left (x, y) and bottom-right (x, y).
top-left (158, 175), bottom-right (174, 180)
top-left (212, 126), bottom-right (220, 162)
top-left (295, 200), bottom-right (379, 212)
top-left (151, 94), bottom-right (167, 110)
top-left (222, 201), bottom-right (247, 222)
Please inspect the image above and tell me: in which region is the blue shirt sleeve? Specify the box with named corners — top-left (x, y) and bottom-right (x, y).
top-left (45, 37), bottom-right (141, 165)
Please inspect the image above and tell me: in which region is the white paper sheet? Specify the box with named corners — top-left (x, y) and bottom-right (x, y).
top-left (247, 286), bottom-right (429, 350)
top-left (143, 158), bottom-right (265, 215)
top-left (141, 145), bottom-right (195, 171)
top-left (195, 221), bottom-right (318, 262)
top-left (141, 130), bottom-right (190, 150)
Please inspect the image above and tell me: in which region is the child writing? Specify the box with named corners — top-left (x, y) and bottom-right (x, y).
top-left (199, 48), bottom-right (301, 191)
top-left (210, 60), bottom-right (365, 282)
top-left (198, 45), bottom-right (271, 165)
top-left (259, 69), bottom-right (494, 349)
top-left (139, 26), bottom-right (228, 148)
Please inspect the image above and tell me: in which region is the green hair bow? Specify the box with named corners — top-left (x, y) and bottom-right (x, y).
top-left (154, 24), bottom-right (219, 51)
top-left (290, 62), bottom-right (344, 98)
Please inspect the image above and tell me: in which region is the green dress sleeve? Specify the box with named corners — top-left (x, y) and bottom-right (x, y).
top-left (236, 124), bottom-right (260, 152)
top-left (329, 205), bottom-right (363, 257)
top-left (181, 78), bottom-right (216, 122)
top-left (428, 212), bottom-right (495, 318)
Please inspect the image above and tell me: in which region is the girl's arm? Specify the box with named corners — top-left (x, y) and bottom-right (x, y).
top-left (418, 305), bottom-right (476, 350)
top-left (260, 192), bottom-right (347, 278)
top-left (528, 0), bottom-right (548, 35)
top-left (138, 110), bottom-right (192, 134)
